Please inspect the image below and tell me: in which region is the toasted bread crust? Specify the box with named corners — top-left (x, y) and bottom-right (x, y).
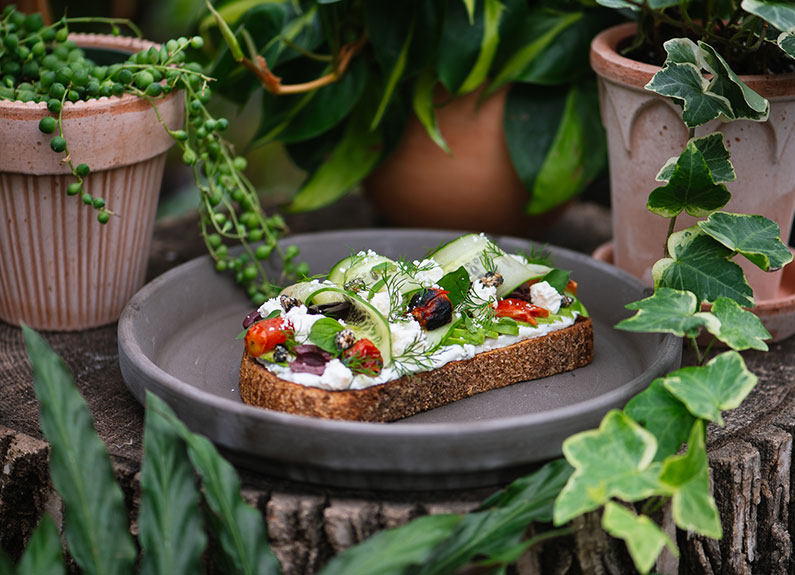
top-left (239, 316), bottom-right (593, 422)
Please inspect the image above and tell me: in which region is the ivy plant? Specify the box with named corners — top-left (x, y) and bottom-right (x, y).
top-left (201, 0), bottom-right (618, 215)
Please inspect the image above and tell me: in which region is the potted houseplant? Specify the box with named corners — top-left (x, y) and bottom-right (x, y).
top-left (589, 0), bottom-right (795, 337)
top-left (201, 0), bottom-right (618, 235)
top-left (0, 7), bottom-right (300, 330)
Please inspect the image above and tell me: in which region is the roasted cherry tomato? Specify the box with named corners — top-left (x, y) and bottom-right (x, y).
top-left (408, 288), bottom-right (453, 330)
top-left (565, 279), bottom-right (578, 296)
top-left (245, 317), bottom-right (294, 357)
top-left (495, 298), bottom-right (549, 326)
top-left (342, 338), bottom-right (384, 376)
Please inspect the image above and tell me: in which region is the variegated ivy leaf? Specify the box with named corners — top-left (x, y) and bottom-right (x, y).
top-left (743, 0), bottom-right (795, 34)
top-left (663, 351), bottom-right (758, 426)
top-left (652, 227), bottom-right (754, 307)
top-left (647, 141), bottom-right (731, 218)
top-left (704, 297), bottom-right (770, 351)
top-left (624, 379), bottom-right (696, 462)
top-left (595, 0), bottom-right (683, 9)
top-left (602, 502), bottom-right (678, 574)
top-left (778, 32), bottom-right (795, 58)
top-left (553, 410), bottom-right (663, 526)
top-left (616, 287), bottom-right (719, 338)
top-left (659, 420), bottom-right (722, 538)
top-left (698, 212), bottom-right (794, 271)
top-left (656, 133), bottom-right (735, 184)
top-left (646, 39), bottom-right (769, 127)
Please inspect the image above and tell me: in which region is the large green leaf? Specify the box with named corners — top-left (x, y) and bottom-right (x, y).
top-left (663, 351), bottom-right (758, 426)
top-left (147, 394), bottom-right (279, 575)
top-left (596, 0), bottom-right (683, 8)
top-left (418, 459), bottom-right (572, 574)
top-left (742, 0), bottom-right (795, 33)
top-left (17, 515), bottom-right (65, 575)
top-left (318, 514), bottom-right (462, 575)
top-left (459, 0), bottom-right (504, 94)
top-left (22, 325), bottom-right (136, 575)
top-left (699, 43), bottom-right (770, 121)
top-left (652, 227), bottom-right (754, 306)
top-left (285, 94), bottom-right (383, 212)
top-left (778, 32), bottom-right (795, 57)
top-left (412, 67), bottom-right (450, 153)
top-left (706, 297), bottom-right (770, 351)
top-left (436, 0), bottom-right (484, 94)
top-left (624, 379), bottom-right (696, 462)
top-left (698, 212), bottom-right (793, 271)
top-left (139, 393), bottom-right (206, 575)
top-left (602, 502), bottom-right (677, 574)
top-left (616, 287), bottom-right (719, 337)
top-left (659, 421), bottom-right (722, 538)
top-left (656, 133), bottom-right (735, 184)
top-left (645, 61), bottom-right (733, 127)
top-left (647, 141), bottom-right (731, 218)
top-left (554, 410), bottom-right (663, 525)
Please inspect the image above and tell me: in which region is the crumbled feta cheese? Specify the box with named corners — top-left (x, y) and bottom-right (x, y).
top-left (257, 297), bottom-right (282, 318)
top-left (284, 305), bottom-right (324, 342)
top-left (320, 359), bottom-right (353, 390)
top-left (369, 291), bottom-right (391, 317)
top-left (530, 281), bottom-right (562, 314)
top-left (412, 258), bottom-right (444, 287)
top-left (472, 279), bottom-right (497, 305)
top-left (391, 318), bottom-right (425, 357)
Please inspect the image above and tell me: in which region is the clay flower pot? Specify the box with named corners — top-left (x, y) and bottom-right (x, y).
top-left (364, 85), bottom-right (563, 237)
top-left (590, 22), bottom-right (795, 303)
top-left (0, 34), bottom-right (183, 331)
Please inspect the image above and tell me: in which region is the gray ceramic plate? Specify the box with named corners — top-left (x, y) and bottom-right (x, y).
top-left (119, 229), bottom-right (681, 491)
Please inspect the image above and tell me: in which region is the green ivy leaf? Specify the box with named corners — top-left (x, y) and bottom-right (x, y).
top-left (602, 502), bottom-right (678, 574)
top-left (659, 420), bottom-right (722, 538)
top-left (705, 297), bottom-right (770, 351)
top-left (742, 0), bottom-right (795, 33)
top-left (647, 140), bottom-right (731, 218)
top-left (318, 514), bottom-right (463, 575)
top-left (698, 42), bottom-right (770, 122)
top-left (652, 227), bottom-right (754, 306)
top-left (22, 325), bottom-right (136, 575)
top-left (663, 351), bottom-right (758, 426)
top-left (778, 32), bottom-right (795, 58)
top-left (624, 379), bottom-right (696, 462)
top-left (554, 411), bottom-right (663, 526)
top-left (616, 287), bottom-right (719, 338)
top-left (412, 68), bottom-right (450, 154)
top-left (139, 394), bottom-right (206, 575)
top-left (698, 212), bottom-right (794, 271)
top-left (17, 515), bottom-right (65, 575)
top-left (148, 394), bottom-right (279, 575)
top-left (656, 133), bottom-right (735, 184)
top-left (419, 459), bottom-right (572, 574)
top-left (308, 317), bottom-right (345, 354)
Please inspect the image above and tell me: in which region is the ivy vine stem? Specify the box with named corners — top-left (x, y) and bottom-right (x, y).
top-left (664, 215), bottom-right (677, 258)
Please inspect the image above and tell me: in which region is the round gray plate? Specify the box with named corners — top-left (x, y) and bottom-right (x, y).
top-left (119, 229), bottom-right (681, 491)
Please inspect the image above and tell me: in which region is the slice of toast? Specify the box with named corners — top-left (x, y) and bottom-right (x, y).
top-left (239, 316), bottom-right (594, 422)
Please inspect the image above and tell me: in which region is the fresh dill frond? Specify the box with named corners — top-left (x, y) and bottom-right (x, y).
top-left (391, 336), bottom-right (434, 376)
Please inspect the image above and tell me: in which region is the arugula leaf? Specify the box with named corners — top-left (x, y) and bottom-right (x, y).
top-left (647, 141), bottom-right (731, 218)
top-left (705, 297), bottom-right (770, 351)
top-left (308, 317), bottom-right (345, 354)
top-left (652, 227), bottom-right (754, 306)
top-left (663, 351), bottom-right (758, 425)
top-left (698, 212), bottom-right (793, 271)
top-left (616, 287), bottom-right (719, 338)
top-left (554, 410), bottom-right (663, 525)
top-left (438, 266), bottom-right (471, 307)
top-left (656, 133), bottom-right (735, 184)
top-left (659, 420), bottom-right (722, 538)
top-left (602, 502), bottom-right (678, 574)
top-left (624, 379), bottom-right (696, 462)
top-left (541, 269), bottom-right (571, 294)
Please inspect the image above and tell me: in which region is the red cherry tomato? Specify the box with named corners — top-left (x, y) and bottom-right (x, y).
top-left (565, 279), bottom-right (578, 296)
top-left (342, 338), bottom-right (384, 376)
top-left (245, 317), bottom-right (294, 357)
top-left (495, 298), bottom-right (549, 326)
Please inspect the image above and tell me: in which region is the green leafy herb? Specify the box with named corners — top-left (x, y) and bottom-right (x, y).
top-left (308, 317), bottom-right (346, 355)
top-left (437, 266), bottom-right (471, 307)
top-left (541, 268), bottom-right (571, 294)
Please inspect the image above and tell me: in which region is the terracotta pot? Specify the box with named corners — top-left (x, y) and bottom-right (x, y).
top-left (364, 85), bottom-right (563, 237)
top-left (591, 22), bottom-right (795, 302)
top-left (0, 34), bottom-right (183, 330)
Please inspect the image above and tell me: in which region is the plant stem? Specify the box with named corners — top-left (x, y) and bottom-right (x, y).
top-left (700, 336), bottom-right (716, 366)
top-left (665, 215), bottom-right (677, 258)
top-left (688, 335), bottom-right (703, 365)
top-left (64, 16), bottom-right (143, 38)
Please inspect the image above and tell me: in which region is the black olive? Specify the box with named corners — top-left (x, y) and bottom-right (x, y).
top-left (307, 301), bottom-right (352, 320)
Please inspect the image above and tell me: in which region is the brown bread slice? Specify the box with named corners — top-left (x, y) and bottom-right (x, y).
top-left (239, 316), bottom-right (593, 422)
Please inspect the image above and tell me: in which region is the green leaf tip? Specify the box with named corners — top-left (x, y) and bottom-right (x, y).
top-left (602, 502), bottom-right (678, 573)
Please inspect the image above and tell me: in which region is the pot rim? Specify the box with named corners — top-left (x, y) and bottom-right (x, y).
top-left (590, 21), bottom-right (795, 97)
top-left (0, 33), bottom-right (177, 118)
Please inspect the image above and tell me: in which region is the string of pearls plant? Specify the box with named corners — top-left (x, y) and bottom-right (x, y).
top-left (0, 5), bottom-right (305, 304)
